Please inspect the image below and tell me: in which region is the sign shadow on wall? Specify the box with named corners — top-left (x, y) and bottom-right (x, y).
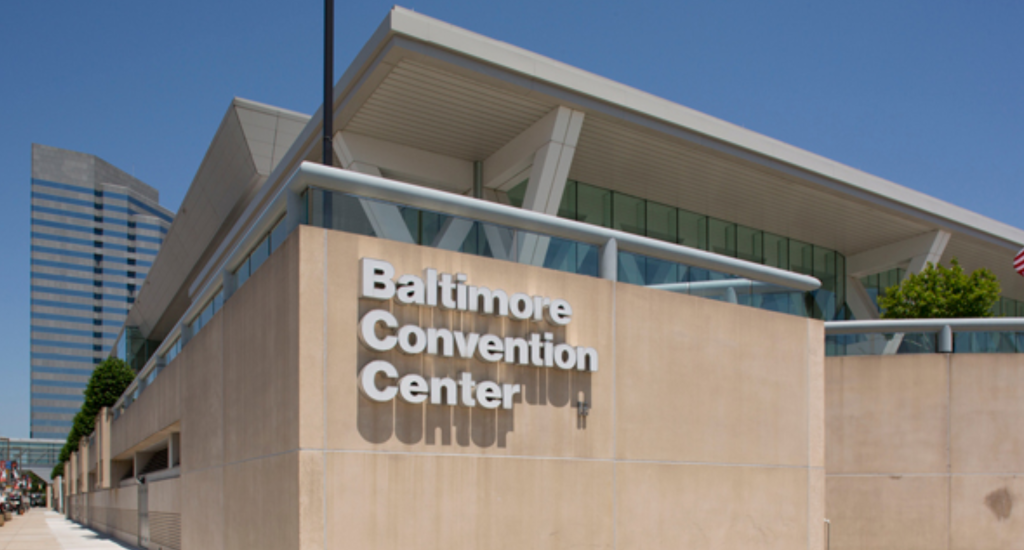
top-left (356, 297), bottom-right (593, 448)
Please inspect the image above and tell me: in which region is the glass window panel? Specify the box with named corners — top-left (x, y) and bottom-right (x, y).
top-left (249, 235), bottom-right (270, 274)
top-left (788, 239), bottom-right (813, 275)
top-left (309, 189), bottom-right (325, 227)
top-left (236, 256), bottom-right (250, 287)
top-left (420, 211), bottom-right (448, 247)
top-left (542, 236), bottom-right (577, 274)
top-left (644, 257), bottom-right (679, 286)
top-left (200, 302), bottom-right (214, 328)
top-left (835, 254), bottom-right (846, 316)
top-left (557, 181), bottom-right (577, 220)
top-left (507, 179), bottom-right (528, 208)
top-left (881, 268), bottom-right (902, 296)
top-left (646, 202), bottom-right (677, 243)
top-left (577, 243), bottom-right (599, 277)
top-left (612, 193), bottom-right (646, 236)
top-left (708, 219), bottom-right (737, 257)
top-left (677, 210), bottom-right (707, 250)
top-left (812, 247), bottom-right (837, 320)
top-left (617, 251), bottom-right (646, 285)
top-left (575, 183), bottom-right (611, 228)
top-left (685, 265), bottom-right (710, 282)
top-left (862, 273), bottom-right (878, 293)
top-left (270, 216), bottom-right (287, 253)
top-left (813, 247), bottom-right (837, 286)
top-left (400, 207), bottom-right (420, 243)
top-left (1017, 301), bottom-right (1024, 317)
top-left (298, 189), bottom-right (309, 225)
top-left (861, 273), bottom-right (880, 309)
top-left (330, 193), bottom-right (375, 236)
top-left (457, 221), bottom-right (489, 257)
top-left (763, 233), bottom-right (788, 269)
top-left (736, 226), bottom-right (763, 263)
top-left (897, 333), bottom-right (937, 354)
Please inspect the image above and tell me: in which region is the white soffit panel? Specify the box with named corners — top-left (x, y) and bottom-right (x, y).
top-left (570, 114), bottom-right (931, 254)
top-left (383, 7), bottom-right (1024, 250)
top-left (941, 238), bottom-right (1024, 302)
top-left (345, 59), bottom-right (557, 161)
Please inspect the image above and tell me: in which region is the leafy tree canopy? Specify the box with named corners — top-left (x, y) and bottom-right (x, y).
top-left (879, 258), bottom-right (1001, 319)
top-left (53, 357), bottom-right (135, 478)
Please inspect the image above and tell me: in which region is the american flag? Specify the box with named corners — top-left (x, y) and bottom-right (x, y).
top-left (1016, 247), bottom-right (1024, 277)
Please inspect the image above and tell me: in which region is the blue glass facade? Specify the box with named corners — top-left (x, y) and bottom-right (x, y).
top-left (510, 180), bottom-right (849, 321)
top-left (29, 145), bottom-right (173, 440)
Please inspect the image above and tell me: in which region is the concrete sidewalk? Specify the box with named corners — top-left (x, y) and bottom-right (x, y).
top-left (0, 509), bottom-right (135, 550)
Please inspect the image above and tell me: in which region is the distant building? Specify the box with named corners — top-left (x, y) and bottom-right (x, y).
top-left (30, 144), bottom-right (173, 439)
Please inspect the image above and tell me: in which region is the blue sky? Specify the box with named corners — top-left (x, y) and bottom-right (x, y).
top-left (1, 1), bottom-right (1021, 438)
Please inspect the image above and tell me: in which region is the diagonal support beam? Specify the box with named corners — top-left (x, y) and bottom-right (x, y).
top-left (483, 106), bottom-right (585, 265)
top-left (333, 131), bottom-right (473, 193)
top-left (846, 277), bottom-right (880, 321)
top-left (846, 230), bottom-right (951, 353)
top-left (332, 134), bottom-right (415, 244)
top-left (847, 230), bottom-right (951, 278)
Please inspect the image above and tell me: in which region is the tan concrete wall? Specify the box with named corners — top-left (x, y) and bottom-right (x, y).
top-left (99, 225), bottom-right (825, 550)
top-left (84, 485), bottom-right (140, 544)
top-left (177, 224), bottom-right (301, 550)
top-left (111, 356), bottom-right (181, 459)
top-left (300, 227), bottom-right (825, 550)
top-left (826, 353), bottom-right (1024, 550)
top-left (150, 478), bottom-right (182, 550)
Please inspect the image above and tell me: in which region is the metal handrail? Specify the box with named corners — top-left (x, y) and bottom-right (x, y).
top-left (114, 162), bottom-right (822, 413)
top-left (824, 318), bottom-right (1024, 335)
top-left (288, 162), bottom-right (822, 291)
top-left (649, 280), bottom-right (795, 295)
top-left (825, 317), bottom-right (1024, 354)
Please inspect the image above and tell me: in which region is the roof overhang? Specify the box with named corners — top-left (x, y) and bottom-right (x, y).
top-left (209, 6), bottom-right (1024, 300)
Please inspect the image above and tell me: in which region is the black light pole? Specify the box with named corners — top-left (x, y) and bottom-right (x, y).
top-left (323, 0), bottom-right (334, 166)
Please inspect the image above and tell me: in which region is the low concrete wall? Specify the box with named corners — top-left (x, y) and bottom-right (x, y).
top-left (111, 359), bottom-right (181, 460)
top-left (826, 353), bottom-right (1024, 549)
top-left (96, 226), bottom-right (826, 550)
top-left (301, 228), bottom-right (826, 550)
top-left (86, 485), bottom-right (139, 544)
top-left (71, 479), bottom-right (181, 550)
top-left (150, 478), bottom-right (182, 550)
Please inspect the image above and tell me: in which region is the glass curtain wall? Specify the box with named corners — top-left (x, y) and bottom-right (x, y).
top-left (517, 180), bottom-right (848, 321)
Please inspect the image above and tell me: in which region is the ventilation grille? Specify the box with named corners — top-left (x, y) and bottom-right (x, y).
top-left (150, 511), bottom-right (182, 550)
top-left (139, 449), bottom-right (168, 476)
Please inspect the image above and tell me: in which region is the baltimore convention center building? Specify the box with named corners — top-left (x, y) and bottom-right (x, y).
top-left (57, 7), bottom-right (1024, 550)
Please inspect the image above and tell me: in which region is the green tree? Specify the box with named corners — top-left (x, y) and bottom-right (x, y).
top-left (51, 357), bottom-right (135, 479)
top-left (879, 258), bottom-right (1001, 319)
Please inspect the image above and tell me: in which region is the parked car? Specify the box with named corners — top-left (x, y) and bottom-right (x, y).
top-left (30, 494), bottom-right (45, 507)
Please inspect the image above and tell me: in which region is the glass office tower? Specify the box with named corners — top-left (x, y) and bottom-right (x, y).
top-left (29, 144), bottom-right (173, 439)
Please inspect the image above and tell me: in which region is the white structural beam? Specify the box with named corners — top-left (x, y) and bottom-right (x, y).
top-left (846, 278), bottom-right (880, 321)
top-left (332, 106), bottom-right (586, 267)
top-left (483, 105), bottom-right (585, 213)
top-left (333, 131), bottom-right (473, 193)
top-left (847, 230), bottom-right (952, 278)
top-left (332, 133), bottom-right (416, 244)
top-left (845, 230), bottom-right (952, 319)
top-left (482, 106), bottom-right (585, 265)
top-left (845, 230), bottom-right (952, 352)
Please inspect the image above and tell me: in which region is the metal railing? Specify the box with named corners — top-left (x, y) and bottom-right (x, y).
top-left (825, 318), bottom-right (1024, 355)
top-left (112, 162), bottom-right (821, 414)
top-left (284, 163), bottom-right (822, 291)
